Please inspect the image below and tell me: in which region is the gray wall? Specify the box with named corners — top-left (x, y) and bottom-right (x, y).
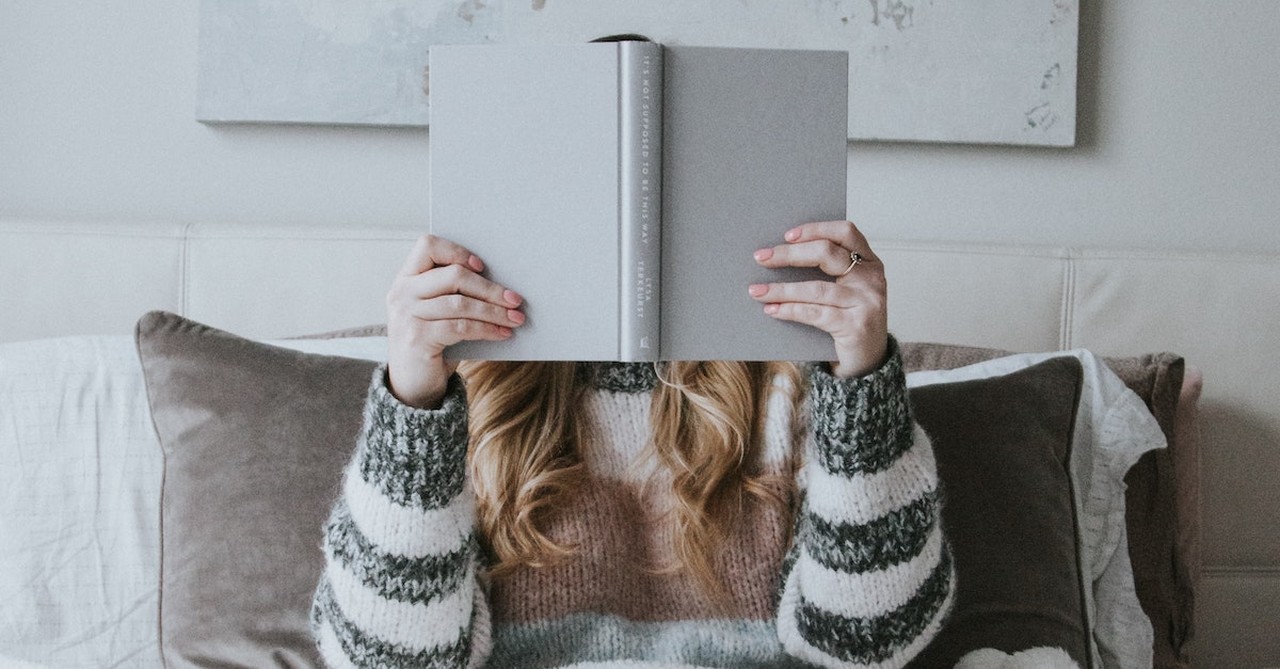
top-left (3, 1), bottom-right (1278, 254)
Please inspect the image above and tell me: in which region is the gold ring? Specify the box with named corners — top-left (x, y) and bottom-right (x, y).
top-left (839, 251), bottom-right (864, 276)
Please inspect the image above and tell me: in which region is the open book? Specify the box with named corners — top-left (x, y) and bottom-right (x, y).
top-left (429, 42), bottom-right (848, 361)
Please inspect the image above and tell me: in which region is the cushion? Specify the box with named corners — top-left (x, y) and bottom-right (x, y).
top-left (136, 311), bottom-right (384, 667)
top-left (903, 342), bottom-right (1191, 669)
top-left (132, 313), bottom-right (1176, 668)
top-left (1108, 357), bottom-right (1197, 669)
top-left (905, 356), bottom-right (1089, 668)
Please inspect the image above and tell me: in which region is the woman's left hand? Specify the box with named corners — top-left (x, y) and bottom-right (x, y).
top-left (749, 220), bottom-right (888, 378)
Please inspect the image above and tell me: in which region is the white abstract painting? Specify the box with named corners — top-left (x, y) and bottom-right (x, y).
top-left (197, 0), bottom-right (1077, 146)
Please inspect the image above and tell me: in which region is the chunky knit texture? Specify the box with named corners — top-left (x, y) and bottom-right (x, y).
top-left (311, 347), bottom-right (953, 668)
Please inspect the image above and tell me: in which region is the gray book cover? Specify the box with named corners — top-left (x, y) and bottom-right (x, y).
top-left (430, 42), bottom-right (847, 361)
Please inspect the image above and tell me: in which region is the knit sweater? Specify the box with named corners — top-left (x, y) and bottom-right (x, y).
top-left (310, 347), bottom-right (954, 669)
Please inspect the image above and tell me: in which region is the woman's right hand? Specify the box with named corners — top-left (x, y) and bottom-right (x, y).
top-left (385, 234), bottom-right (525, 409)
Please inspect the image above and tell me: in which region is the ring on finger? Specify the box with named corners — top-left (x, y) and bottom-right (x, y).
top-left (839, 251), bottom-right (865, 276)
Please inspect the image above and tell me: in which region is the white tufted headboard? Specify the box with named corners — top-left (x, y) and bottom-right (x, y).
top-left (2, 219), bottom-right (1277, 665)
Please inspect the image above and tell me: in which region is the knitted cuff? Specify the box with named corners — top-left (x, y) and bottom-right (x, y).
top-left (806, 336), bottom-right (916, 477)
top-left (355, 366), bottom-right (471, 510)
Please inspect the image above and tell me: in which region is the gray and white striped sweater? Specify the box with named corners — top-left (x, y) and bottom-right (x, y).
top-left (311, 348), bottom-right (954, 668)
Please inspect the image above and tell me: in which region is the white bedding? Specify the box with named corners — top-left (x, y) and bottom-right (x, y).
top-left (0, 336), bottom-right (162, 668)
top-left (0, 334), bottom-right (387, 668)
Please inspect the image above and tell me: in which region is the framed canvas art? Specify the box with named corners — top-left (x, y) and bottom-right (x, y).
top-left (197, 0), bottom-right (1078, 146)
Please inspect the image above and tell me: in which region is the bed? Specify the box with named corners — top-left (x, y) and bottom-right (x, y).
top-left (0, 219), bottom-right (1276, 668)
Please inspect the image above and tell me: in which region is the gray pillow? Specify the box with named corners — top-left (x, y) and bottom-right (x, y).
top-left (905, 356), bottom-right (1088, 667)
top-left (902, 342), bottom-right (1193, 669)
top-left (136, 311), bottom-right (378, 668)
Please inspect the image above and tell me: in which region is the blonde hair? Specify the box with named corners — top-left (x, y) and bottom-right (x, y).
top-left (457, 360), bottom-right (802, 600)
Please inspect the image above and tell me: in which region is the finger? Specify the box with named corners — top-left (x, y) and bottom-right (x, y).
top-left (409, 293), bottom-right (526, 328)
top-left (761, 301), bottom-right (844, 333)
top-left (401, 263), bottom-right (523, 307)
top-left (784, 220), bottom-right (879, 263)
top-left (748, 280), bottom-right (858, 307)
top-left (754, 239), bottom-right (861, 276)
top-left (761, 300), bottom-right (885, 338)
top-left (425, 318), bottom-right (515, 348)
top-left (399, 234), bottom-right (486, 277)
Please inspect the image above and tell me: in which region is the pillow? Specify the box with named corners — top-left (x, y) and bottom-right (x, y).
top-left (1107, 357), bottom-right (1197, 669)
top-left (905, 356), bottom-right (1089, 668)
top-left (136, 311), bottom-right (386, 667)
top-left (133, 312), bottom-right (1168, 668)
top-left (903, 343), bottom-right (1184, 669)
top-left (0, 335), bottom-right (163, 668)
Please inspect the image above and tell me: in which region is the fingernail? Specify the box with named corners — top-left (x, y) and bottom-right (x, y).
top-left (748, 284), bottom-right (768, 297)
top-left (507, 309), bottom-right (525, 325)
top-left (498, 327), bottom-right (513, 337)
top-left (754, 248), bottom-right (773, 262)
top-left (763, 304), bottom-right (779, 315)
top-left (785, 229), bottom-right (801, 242)
top-left (469, 255), bottom-right (485, 272)
top-left (503, 289), bottom-right (523, 307)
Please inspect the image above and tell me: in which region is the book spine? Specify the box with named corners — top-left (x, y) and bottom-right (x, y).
top-left (618, 42), bottom-right (663, 362)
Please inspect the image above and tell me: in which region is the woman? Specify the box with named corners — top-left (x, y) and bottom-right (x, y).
top-left (310, 220), bottom-right (954, 668)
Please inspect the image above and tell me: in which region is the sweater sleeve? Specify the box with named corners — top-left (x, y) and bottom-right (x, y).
top-left (777, 340), bottom-right (955, 669)
top-left (311, 367), bottom-right (491, 669)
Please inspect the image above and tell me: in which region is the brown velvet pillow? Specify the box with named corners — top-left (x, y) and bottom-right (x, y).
top-left (905, 356), bottom-right (1089, 668)
top-left (136, 311), bottom-right (379, 668)
top-left (901, 342), bottom-right (1194, 669)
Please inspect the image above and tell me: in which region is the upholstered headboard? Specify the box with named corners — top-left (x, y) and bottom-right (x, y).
top-left (2, 219), bottom-right (1277, 666)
